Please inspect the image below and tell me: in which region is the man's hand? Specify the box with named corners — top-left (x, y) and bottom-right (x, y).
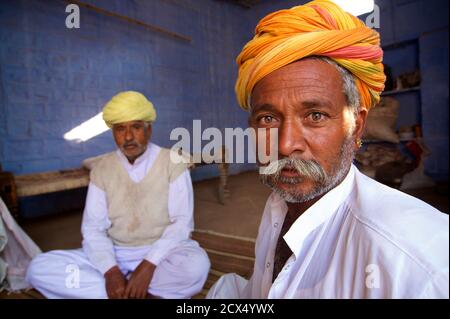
top-left (125, 260), bottom-right (156, 299)
top-left (104, 266), bottom-right (127, 299)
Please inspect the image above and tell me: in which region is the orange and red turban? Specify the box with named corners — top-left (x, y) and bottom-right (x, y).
top-left (235, 0), bottom-right (386, 110)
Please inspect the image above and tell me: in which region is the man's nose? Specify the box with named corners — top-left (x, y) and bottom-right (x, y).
top-left (124, 128), bottom-right (134, 141)
top-left (278, 120), bottom-right (307, 158)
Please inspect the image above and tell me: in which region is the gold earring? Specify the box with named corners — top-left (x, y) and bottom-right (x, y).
top-left (356, 138), bottom-right (363, 148)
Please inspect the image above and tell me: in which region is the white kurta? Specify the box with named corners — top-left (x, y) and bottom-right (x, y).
top-left (207, 165), bottom-right (449, 299)
top-left (27, 143), bottom-right (210, 299)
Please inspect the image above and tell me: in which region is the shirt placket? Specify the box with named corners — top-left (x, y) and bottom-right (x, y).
top-left (269, 254), bottom-right (296, 298)
top-left (262, 202), bottom-right (286, 297)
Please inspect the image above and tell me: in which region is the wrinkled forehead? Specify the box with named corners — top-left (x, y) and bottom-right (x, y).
top-left (112, 120), bottom-right (150, 127)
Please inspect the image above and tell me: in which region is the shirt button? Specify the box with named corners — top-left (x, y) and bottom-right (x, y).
top-left (274, 222), bottom-right (279, 228)
top-left (266, 262), bottom-right (271, 268)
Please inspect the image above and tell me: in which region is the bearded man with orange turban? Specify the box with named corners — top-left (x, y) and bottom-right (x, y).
top-left (27, 91), bottom-right (210, 299)
top-left (208, 0), bottom-right (448, 299)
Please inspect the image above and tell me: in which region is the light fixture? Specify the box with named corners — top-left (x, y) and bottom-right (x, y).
top-left (331, 0), bottom-right (374, 16)
top-left (64, 112), bottom-right (109, 143)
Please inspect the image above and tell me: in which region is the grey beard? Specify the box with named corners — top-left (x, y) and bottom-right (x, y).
top-left (259, 137), bottom-right (355, 203)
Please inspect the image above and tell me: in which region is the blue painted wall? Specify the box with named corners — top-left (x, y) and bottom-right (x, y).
top-left (375, 0), bottom-right (449, 180)
top-left (419, 27), bottom-right (448, 180)
top-left (0, 0), bottom-right (256, 181)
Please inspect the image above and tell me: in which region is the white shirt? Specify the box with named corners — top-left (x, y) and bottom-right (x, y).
top-left (81, 143), bottom-right (194, 274)
top-left (242, 165), bottom-right (449, 298)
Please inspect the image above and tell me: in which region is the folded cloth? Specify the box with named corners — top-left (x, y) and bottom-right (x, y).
top-left (0, 197), bottom-right (41, 292)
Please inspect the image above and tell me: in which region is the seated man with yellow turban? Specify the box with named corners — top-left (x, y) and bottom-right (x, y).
top-left (26, 91), bottom-right (210, 299)
top-left (207, 0), bottom-right (448, 298)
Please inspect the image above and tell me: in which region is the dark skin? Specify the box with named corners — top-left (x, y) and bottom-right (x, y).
top-left (104, 120), bottom-right (157, 299)
top-left (104, 261), bottom-right (156, 299)
top-left (112, 120), bottom-right (152, 164)
top-left (124, 259), bottom-right (156, 299)
top-left (104, 266), bottom-right (127, 299)
top-left (249, 59), bottom-right (368, 219)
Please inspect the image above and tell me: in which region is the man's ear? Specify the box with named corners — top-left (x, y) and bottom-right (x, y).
top-left (146, 123), bottom-right (153, 139)
top-left (353, 107), bottom-right (368, 140)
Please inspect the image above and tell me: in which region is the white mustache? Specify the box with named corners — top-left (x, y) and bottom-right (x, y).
top-left (260, 157), bottom-right (326, 183)
top-left (123, 142), bottom-right (139, 148)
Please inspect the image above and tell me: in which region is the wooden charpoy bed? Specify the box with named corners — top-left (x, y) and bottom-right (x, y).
top-left (0, 146), bottom-right (230, 221)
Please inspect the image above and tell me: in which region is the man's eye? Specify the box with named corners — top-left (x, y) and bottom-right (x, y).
top-left (309, 112), bottom-right (325, 122)
top-left (259, 115), bottom-right (275, 124)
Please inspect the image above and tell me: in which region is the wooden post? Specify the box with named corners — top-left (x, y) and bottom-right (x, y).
top-left (0, 164), bottom-right (20, 222)
top-left (218, 145), bottom-right (230, 205)
top-left (65, 0), bottom-right (192, 43)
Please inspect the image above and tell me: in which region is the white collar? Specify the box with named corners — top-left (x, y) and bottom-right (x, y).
top-left (282, 164), bottom-right (356, 258)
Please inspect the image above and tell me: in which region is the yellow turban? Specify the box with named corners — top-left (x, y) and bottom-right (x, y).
top-left (102, 91), bottom-right (157, 128)
top-left (235, 0), bottom-right (386, 110)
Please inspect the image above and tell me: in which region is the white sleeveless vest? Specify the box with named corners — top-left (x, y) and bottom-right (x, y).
top-left (90, 148), bottom-right (187, 247)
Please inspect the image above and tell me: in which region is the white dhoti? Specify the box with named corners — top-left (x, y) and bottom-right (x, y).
top-left (26, 240), bottom-right (210, 299)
